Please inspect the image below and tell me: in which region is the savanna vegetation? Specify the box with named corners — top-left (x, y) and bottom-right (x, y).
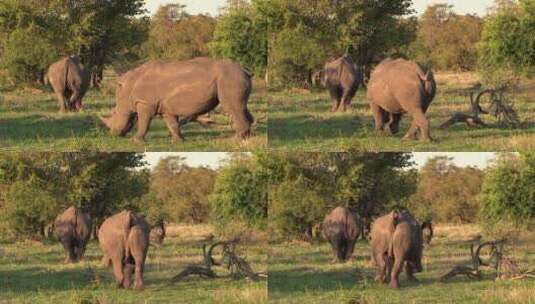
top-left (0, 1), bottom-right (267, 151)
top-left (268, 152), bottom-right (535, 303)
top-left (0, 152), bottom-right (268, 303)
top-left (268, 0), bottom-right (535, 151)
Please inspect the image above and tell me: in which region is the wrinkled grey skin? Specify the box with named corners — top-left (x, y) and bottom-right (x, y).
top-left (322, 56), bottom-right (363, 112)
top-left (54, 206), bottom-right (91, 263)
top-left (367, 58), bottom-right (437, 141)
top-left (99, 211), bottom-right (150, 290)
top-left (45, 56), bottom-right (90, 112)
top-left (322, 207), bottom-right (360, 263)
top-left (370, 210), bottom-right (424, 288)
top-left (99, 57), bottom-right (254, 143)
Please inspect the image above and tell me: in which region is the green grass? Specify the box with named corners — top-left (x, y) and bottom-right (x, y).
top-left (268, 74), bottom-right (535, 151)
top-left (0, 82), bottom-right (267, 152)
top-left (269, 224), bottom-right (535, 304)
top-left (0, 224), bottom-right (267, 304)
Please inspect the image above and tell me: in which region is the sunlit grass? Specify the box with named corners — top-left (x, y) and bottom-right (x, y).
top-left (268, 224), bottom-right (535, 303)
top-left (0, 224), bottom-right (268, 304)
top-left (0, 80), bottom-right (267, 152)
top-left (268, 72), bottom-right (535, 151)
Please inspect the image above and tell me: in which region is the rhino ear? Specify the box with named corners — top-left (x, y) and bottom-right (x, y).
top-left (392, 210), bottom-right (400, 226)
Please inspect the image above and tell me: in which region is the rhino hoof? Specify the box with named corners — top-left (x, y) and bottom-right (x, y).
top-left (171, 135), bottom-right (184, 143)
top-left (131, 137), bottom-right (145, 144)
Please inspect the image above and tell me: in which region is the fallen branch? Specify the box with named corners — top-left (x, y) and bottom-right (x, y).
top-left (440, 239), bottom-right (506, 282)
top-left (171, 266), bottom-right (217, 282)
top-left (440, 89), bottom-right (521, 129)
top-left (170, 238), bottom-right (262, 283)
top-left (440, 113), bottom-right (486, 129)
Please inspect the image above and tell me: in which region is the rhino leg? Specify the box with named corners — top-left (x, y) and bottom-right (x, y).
top-left (225, 108), bottom-right (251, 139)
top-left (69, 89), bottom-right (83, 112)
top-left (405, 262), bottom-right (418, 282)
top-left (110, 254), bottom-right (125, 288)
top-left (390, 256), bottom-right (405, 288)
top-left (163, 114), bottom-right (184, 143)
top-left (132, 103), bottom-right (155, 143)
top-left (129, 226), bottom-right (148, 290)
top-left (123, 259), bottom-right (134, 289)
top-left (403, 110), bottom-right (431, 141)
top-left (55, 92), bottom-right (68, 113)
top-left (331, 98), bottom-right (341, 112)
top-left (340, 88), bottom-right (356, 112)
top-left (344, 238), bottom-right (356, 261)
top-left (370, 103), bottom-right (386, 132)
top-left (373, 251), bottom-right (387, 283)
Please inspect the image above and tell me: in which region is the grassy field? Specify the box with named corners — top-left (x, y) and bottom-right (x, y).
top-left (269, 72), bottom-right (535, 151)
top-left (0, 80), bottom-right (267, 152)
top-left (0, 224), bottom-right (267, 304)
top-left (269, 224), bottom-right (535, 304)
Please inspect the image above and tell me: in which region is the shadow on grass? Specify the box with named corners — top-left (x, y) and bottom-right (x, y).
top-left (0, 266), bottom-right (94, 294)
top-left (269, 115), bottom-right (362, 142)
top-left (0, 115), bottom-right (95, 141)
top-left (269, 267), bottom-right (357, 296)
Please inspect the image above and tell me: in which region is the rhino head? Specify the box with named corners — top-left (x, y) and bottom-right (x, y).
top-left (99, 108), bottom-right (136, 136)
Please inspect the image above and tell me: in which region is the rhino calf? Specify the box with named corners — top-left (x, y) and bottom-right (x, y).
top-left (45, 56), bottom-right (90, 113)
top-left (322, 207), bottom-right (360, 263)
top-left (54, 205), bottom-right (92, 263)
top-left (149, 220), bottom-right (166, 245)
top-left (99, 211), bottom-right (150, 290)
top-left (99, 57), bottom-right (254, 143)
top-left (323, 56), bottom-right (363, 112)
top-left (367, 58), bottom-right (436, 141)
top-left (421, 221), bottom-right (433, 245)
top-left (370, 210), bottom-right (424, 288)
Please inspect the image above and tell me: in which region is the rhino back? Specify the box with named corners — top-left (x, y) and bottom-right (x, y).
top-left (54, 206), bottom-right (77, 239)
top-left (127, 58), bottom-right (250, 116)
top-left (323, 207), bottom-right (359, 241)
top-left (75, 211), bottom-right (92, 242)
top-left (98, 211), bottom-right (133, 256)
top-left (396, 212), bottom-right (423, 261)
top-left (370, 213), bottom-right (396, 253)
top-left (46, 58), bottom-right (70, 91)
top-left (368, 59), bottom-right (430, 112)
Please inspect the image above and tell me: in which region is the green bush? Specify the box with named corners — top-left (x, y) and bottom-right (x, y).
top-left (269, 177), bottom-right (325, 239)
top-left (480, 153), bottom-right (535, 231)
top-left (3, 178), bottom-right (58, 238)
top-left (210, 162), bottom-right (268, 230)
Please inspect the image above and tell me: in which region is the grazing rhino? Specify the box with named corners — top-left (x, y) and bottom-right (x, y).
top-left (45, 55), bottom-right (90, 113)
top-left (99, 57), bottom-right (254, 143)
top-left (54, 205), bottom-right (92, 263)
top-left (367, 58), bottom-right (436, 141)
top-left (99, 210), bottom-right (150, 290)
top-left (322, 207), bottom-right (360, 263)
top-left (149, 220), bottom-right (166, 245)
top-left (421, 220), bottom-right (433, 245)
top-left (323, 56), bottom-right (363, 112)
top-left (370, 210), bottom-right (424, 288)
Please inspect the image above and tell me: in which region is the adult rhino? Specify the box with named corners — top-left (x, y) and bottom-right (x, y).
top-left (54, 206), bottom-right (91, 263)
top-left (322, 207), bottom-right (360, 263)
top-left (45, 55), bottom-right (90, 112)
top-left (370, 210), bottom-right (424, 288)
top-left (367, 58), bottom-right (436, 141)
top-left (323, 56), bottom-right (363, 112)
top-left (99, 58), bottom-right (254, 143)
top-left (99, 210), bottom-right (150, 290)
